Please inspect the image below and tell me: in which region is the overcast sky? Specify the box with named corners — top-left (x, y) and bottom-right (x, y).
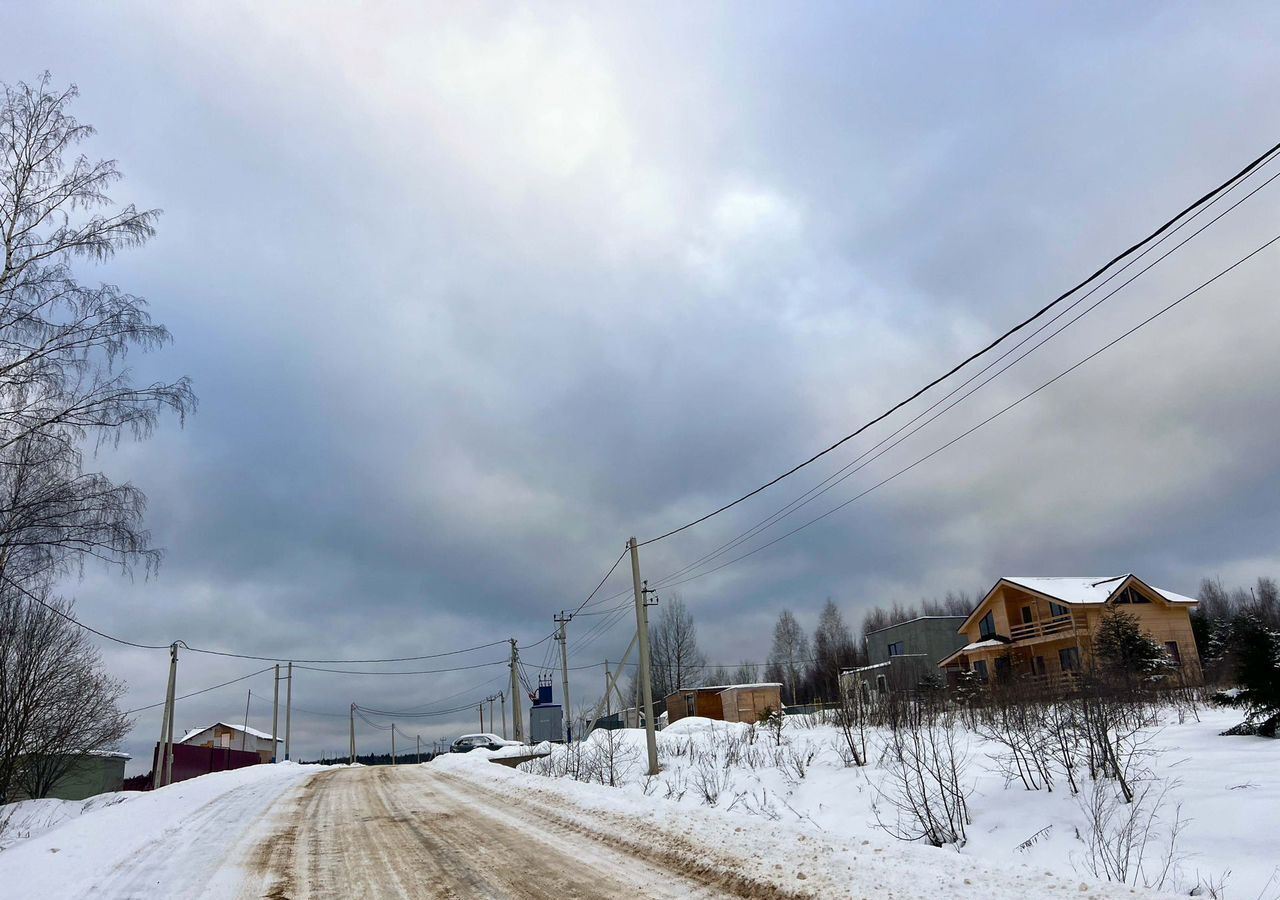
top-left (5, 1), bottom-right (1280, 769)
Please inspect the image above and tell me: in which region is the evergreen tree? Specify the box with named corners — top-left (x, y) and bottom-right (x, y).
top-left (1092, 608), bottom-right (1172, 679)
top-left (1213, 612), bottom-right (1280, 737)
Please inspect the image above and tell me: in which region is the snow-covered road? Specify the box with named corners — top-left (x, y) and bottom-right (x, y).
top-left (0, 757), bottom-right (1183, 898)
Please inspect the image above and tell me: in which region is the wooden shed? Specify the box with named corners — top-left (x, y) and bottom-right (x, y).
top-left (718, 684), bottom-right (782, 723)
top-left (664, 683), bottom-right (784, 725)
top-left (664, 686), bottom-right (727, 724)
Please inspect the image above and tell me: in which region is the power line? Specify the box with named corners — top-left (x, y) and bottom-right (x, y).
top-left (179, 638), bottom-right (510, 665)
top-left (650, 157), bottom-right (1280, 590)
top-left (655, 229), bottom-right (1280, 591)
top-left (294, 659), bottom-right (507, 676)
top-left (124, 666), bottom-right (275, 714)
top-left (637, 138), bottom-right (1280, 548)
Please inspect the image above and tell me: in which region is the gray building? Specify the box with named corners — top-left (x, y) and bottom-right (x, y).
top-left (841, 616), bottom-right (968, 699)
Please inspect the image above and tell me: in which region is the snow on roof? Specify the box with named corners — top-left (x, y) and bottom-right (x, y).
top-left (716, 683), bottom-right (783, 692)
top-left (865, 615), bottom-right (967, 636)
top-left (957, 639), bottom-right (1007, 652)
top-left (1002, 575), bottom-right (1197, 606)
top-left (178, 722), bottom-right (279, 745)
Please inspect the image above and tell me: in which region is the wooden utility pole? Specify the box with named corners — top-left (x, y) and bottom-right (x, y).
top-left (271, 664), bottom-right (280, 763)
top-left (349, 703), bottom-right (356, 764)
top-left (285, 661), bottom-right (293, 761)
top-left (555, 612), bottom-right (573, 742)
top-left (509, 639), bottom-right (524, 743)
top-left (629, 537), bottom-right (659, 775)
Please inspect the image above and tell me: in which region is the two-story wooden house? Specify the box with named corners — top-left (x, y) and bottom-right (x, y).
top-left (938, 574), bottom-right (1200, 686)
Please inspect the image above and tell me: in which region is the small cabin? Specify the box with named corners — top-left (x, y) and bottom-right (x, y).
top-left (664, 683), bottom-right (783, 725)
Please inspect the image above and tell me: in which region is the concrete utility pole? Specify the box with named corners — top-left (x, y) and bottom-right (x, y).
top-left (156, 642), bottom-right (179, 788)
top-left (391, 725), bottom-right (396, 765)
top-left (271, 664), bottom-right (280, 763)
top-left (555, 612), bottom-right (573, 742)
top-left (241, 689), bottom-right (251, 752)
top-left (499, 691), bottom-right (507, 740)
top-left (509, 639), bottom-right (524, 743)
top-left (629, 537), bottom-right (659, 775)
top-left (285, 661), bottom-right (293, 762)
top-left (487, 695), bottom-right (496, 736)
top-left (478, 703), bottom-right (484, 733)
top-left (349, 703), bottom-right (356, 765)
top-left (416, 734), bottom-right (421, 764)
top-left (605, 660), bottom-right (611, 717)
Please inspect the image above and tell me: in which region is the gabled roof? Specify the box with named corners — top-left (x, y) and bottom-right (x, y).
top-left (958, 574), bottom-right (1197, 633)
top-left (178, 722), bottom-right (279, 745)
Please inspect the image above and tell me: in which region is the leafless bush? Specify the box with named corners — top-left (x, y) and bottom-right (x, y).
top-left (974, 685), bottom-right (1055, 792)
top-left (872, 713), bottom-right (971, 847)
top-left (833, 685), bottom-right (868, 767)
top-left (691, 756), bottom-right (734, 806)
top-left (1073, 776), bottom-right (1185, 891)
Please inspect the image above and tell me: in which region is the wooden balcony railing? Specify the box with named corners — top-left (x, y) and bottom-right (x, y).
top-left (1007, 612), bottom-right (1086, 643)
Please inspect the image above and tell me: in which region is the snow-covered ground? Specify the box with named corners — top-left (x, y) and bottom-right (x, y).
top-left (0, 761), bottom-right (325, 897)
top-left (517, 705), bottom-right (1280, 900)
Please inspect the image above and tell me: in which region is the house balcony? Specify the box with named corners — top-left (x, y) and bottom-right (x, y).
top-left (1006, 612), bottom-right (1087, 644)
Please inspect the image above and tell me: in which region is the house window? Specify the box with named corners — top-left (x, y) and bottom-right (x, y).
top-left (876, 674), bottom-right (888, 695)
top-left (994, 655), bottom-right (1011, 682)
top-left (1059, 647), bottom-right (1081, 672)
top-left (1049, 602), bottom-right (1069, 618)
top-left (1165, 642), bottom-right (1182, 665)
top-left (972, 660), bottom-right (989, 682)
top-left (1033, 656), bottom-right (1047, 676)
top-left (1114, 587), bottom-right (1151, 605)
top-left (1021, 606), bottom-right (1033, 624)
top-left (979, 611), bottom-right (996, 638)
top-left (888, 641), bottom-right (905, 657)
top-left (686, 693), bottom-right (696, 717)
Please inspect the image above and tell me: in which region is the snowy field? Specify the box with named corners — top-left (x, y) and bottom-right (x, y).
top-left (518, 706), bottom-right (1280, 899)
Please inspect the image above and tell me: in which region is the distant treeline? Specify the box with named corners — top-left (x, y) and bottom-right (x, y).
top-left (301, 753), bottom-right (436, 766)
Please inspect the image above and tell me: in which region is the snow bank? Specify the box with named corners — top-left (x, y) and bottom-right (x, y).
top-left (441, 738), bottom-right (1181, 899)
top-left (0, 762), bottom-right (330, 897)
top-left (511, 706), bottom-right (1279, 899)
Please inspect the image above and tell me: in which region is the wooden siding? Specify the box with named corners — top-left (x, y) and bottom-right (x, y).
top-left (719, 686), bottom-right (782, 723)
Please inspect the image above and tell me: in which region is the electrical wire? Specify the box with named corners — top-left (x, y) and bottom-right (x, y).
top-left (650, 157), bottom-right (1280, 590)
top-left (124, 666), bottom-right (274, 714)
top-left (655, 229), bottom-right (1280, 591)
top-left (294, 659), bottom-right (507, 676)
top-left (637, 138), bottom-right (1280, 548)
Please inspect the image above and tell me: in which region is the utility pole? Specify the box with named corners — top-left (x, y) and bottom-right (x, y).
top-left (416, 734), bottom-right (421, 764)
top-left (478, 703), bottom-right (484, 733)
top-left (499, 691), bottom-right (507, 740)
top-left (391, 725), bottom-right (396, 765)
top-left (605, 660), bottom-right (611, 718)
top-left (271, 664), bottom-right (280, 763)
top-left (629, 536), bottom-right (659, 775)
top-left (487, 695), bottom-right (496, 736)
top-left (349, 703), bottom-right (356, 765)
top-left (555, 611), bottom-right (573, 742)
top-left (509, 639), bottom-right (524, 743)
top-left (156, 642), bottom-right (179, 788)
top-left (285, 661), bottom-right (293, 762)
top-left (241, 689), bottom-right (251, 751)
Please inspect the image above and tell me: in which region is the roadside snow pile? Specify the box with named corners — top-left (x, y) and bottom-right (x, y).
top-left (0, 792), bottom-right (139, 851)
top-left (0, 762), bottom-right (328, 897)
top-left (439, 743), bottom-right (1175, 899)
top-left (515, 707), bottom-right (1279, 899)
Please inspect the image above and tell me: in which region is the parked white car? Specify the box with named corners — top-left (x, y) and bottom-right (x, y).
top-left (449, 733), bottom-right (523, 753)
